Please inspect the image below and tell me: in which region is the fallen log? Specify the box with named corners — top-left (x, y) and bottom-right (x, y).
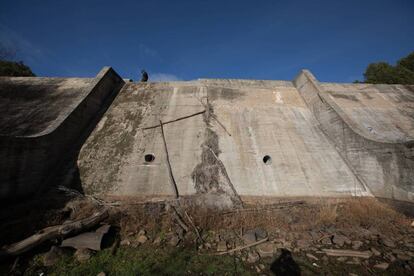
top-left (0, 208), bottom-right (108, 259)
top-left (322, 249), bottom-right (372, 259)
top-left (220, 201), bottom-right (305, 215)
top-left (211, 237), bottom-right (269, 256)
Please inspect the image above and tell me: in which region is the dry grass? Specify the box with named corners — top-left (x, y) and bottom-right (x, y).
top-left (109, 197), bottom-right (411, 238)
top-left (20, 196), bottom-right (406, 242)
top-left (315, 202), bottom-right (338, 226)
top-left (338, 197), bottom-right (408, 232)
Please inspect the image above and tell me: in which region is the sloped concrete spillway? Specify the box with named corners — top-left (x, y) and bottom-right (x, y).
top-left (295, 71), bottom-right (414, 202)
top-left (0, 67), bottom-right (124, 199)
top-left (78, 71), bottom-right (413, 203)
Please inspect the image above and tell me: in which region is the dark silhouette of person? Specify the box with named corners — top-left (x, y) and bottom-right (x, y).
top-left (140, 70), bottom-right (148, 82)
top-left (270, 249), bottom-right (301, 276)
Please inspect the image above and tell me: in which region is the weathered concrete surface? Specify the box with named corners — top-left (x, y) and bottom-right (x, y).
top-left (0, 67), bottom-right (124, 199)
top-left (78, 82), bottom-right (205, 197)
top-left (78, 79), bottom-right (369, 201)
top-left (294, 70), bottom-right (414, 202)
top-left (204, 80), bottom-right (367, 197)
top-left (4, 67), bottom-right (412, 203)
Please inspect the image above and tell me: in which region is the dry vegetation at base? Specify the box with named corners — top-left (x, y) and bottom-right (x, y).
top-left (111, 197), bottom-right (411, 239)
top-left (1, 193), bottom-right (410, 247)
top-left (1, 194), bottom-right (413, 275)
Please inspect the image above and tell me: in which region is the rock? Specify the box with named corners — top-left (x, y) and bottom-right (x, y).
top-left (370, 247), bottom-right (381, 256)
top-left (306, 253), bottom-right (319, 261)
top-left (43, 246), bottom-right (64, 267)
top-left (337, 257), bottom-right (347, 262)
top-left (351, 241), bottom-right (363, 250)
top-left (373, 262), bottom-right (389, 270)
top-left (97, 272), bottom-right (106, 276)
top-left (296, 239), bottom-right (312, 249)
top-left (320, 236), bottom-right (333, 245)
top-left (309, 231), bottom-right (319, 242)
top-left (169, 235), bottom-right (180, 247)
top-left (382, 238), bottom-right (396, 248)
top-left (253, 228), bottom-right (268, 240)
top-left (153, 236), bottom-right (162, 245)
top-left (384, 252), bottom-right (396, 262)
top-left (392, 249), bottom-right (404, 255)
top-left (406, 243), bottom-right (414, 249)
top-left (242, 232), bottom-right (257, 244)
top-left (120, 239), bottom-right (130, 246)
top-left (397, 254), bottom-right (411, 261)
top-left (217, 241), bottom-right (227, 252)
top-left (333, 235), bottom-right (351, 247)
top-left (256, 242), bottom-right (275, 258)
top-left (137, 235), bottom-right (148, 244)
top-left (351, 257), bottom-right (361, 264)
top-left (243, 228), bottom-right (267, 244)
top-left (258, 264), bottom-right (265, 270)
top-left (138, 229), bottom-right (146, 236)
top-left (74, 248), bottom-right (93, 263)
top-left (247, 251), bottom-right (260, 263)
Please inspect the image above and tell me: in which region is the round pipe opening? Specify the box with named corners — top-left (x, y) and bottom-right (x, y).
top-left (144, 154), bottom-right (155, 163)
top-left (263, 155), bottom-right (272, 165)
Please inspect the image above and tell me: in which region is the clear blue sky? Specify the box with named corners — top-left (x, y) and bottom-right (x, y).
top-left (1, 0), bottom-right (413, 82)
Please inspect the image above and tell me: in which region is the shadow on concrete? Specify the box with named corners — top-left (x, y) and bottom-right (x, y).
top-left (0, 80), bottom-right (123, 248)
top-left (270, 249), bottom-right (301, 276)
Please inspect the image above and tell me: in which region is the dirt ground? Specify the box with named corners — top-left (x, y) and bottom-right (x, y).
top-left (0, 190), bottom-right (413, 275)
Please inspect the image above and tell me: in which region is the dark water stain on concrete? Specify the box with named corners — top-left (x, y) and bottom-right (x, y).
top-left (208, 87), bottom-right (245, 101)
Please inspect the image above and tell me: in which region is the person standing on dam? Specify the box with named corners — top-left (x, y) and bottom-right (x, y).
top-left (140, 70), bottom-right (148, 82)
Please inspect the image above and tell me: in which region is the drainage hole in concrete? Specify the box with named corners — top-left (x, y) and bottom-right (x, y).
top-left (144, 154), bottom-right (155, 163)
top-left (263, 155), bottom-right (272, 165)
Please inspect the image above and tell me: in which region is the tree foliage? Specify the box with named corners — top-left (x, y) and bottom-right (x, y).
top-left (363, 51), bottom-right (414, 84)
top-left (0, 43), bottom-right (35, 77)
top-left (0, 60), bottom-right (36, 77)
top-left (397, 52), bottom-right (414, 73)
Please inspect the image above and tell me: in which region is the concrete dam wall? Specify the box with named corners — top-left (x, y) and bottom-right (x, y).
top-left (1, 67), bottom-right (413, 203)
top-left (294, 70), bottom-right (414, 202)
top-left (0, 67), bottom-right (124, 199)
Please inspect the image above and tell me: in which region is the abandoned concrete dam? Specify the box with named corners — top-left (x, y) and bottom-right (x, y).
top-left (1, 67), bottom-right (413, 205)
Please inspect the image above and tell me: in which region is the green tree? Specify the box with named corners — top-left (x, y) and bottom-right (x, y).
top-left (398, 52), bottom-right (414, 72)
top-left (0, 43), bottom-right (35, 76)
top-left (362, 51), bottom-right (414, 84)
top-left (364, 62), bottom-right (395, 84)
top-left (0, 60), bottom-right (35, 77)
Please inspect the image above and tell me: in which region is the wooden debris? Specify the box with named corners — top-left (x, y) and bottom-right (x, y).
top-left (193, 94), bottom-right (232, 136)
top-left (9, 257), bottom-right (19, 273)
top-left (0, 208), bottom-right (108, 259)
top-left (211, 237), bottom-right (269, 256)
top-left (142, 110), bottom-right (206, 130)
top-left (221, 201), bottom-right (305, 215)
top-left (159, 120), bottom-right (179, 198)
top-left (170, 205), bottom-right (189, 232)
top-left (322, 249), bottom-right (372, 259)
top-left (183, 210), bottom-right (203, 243)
